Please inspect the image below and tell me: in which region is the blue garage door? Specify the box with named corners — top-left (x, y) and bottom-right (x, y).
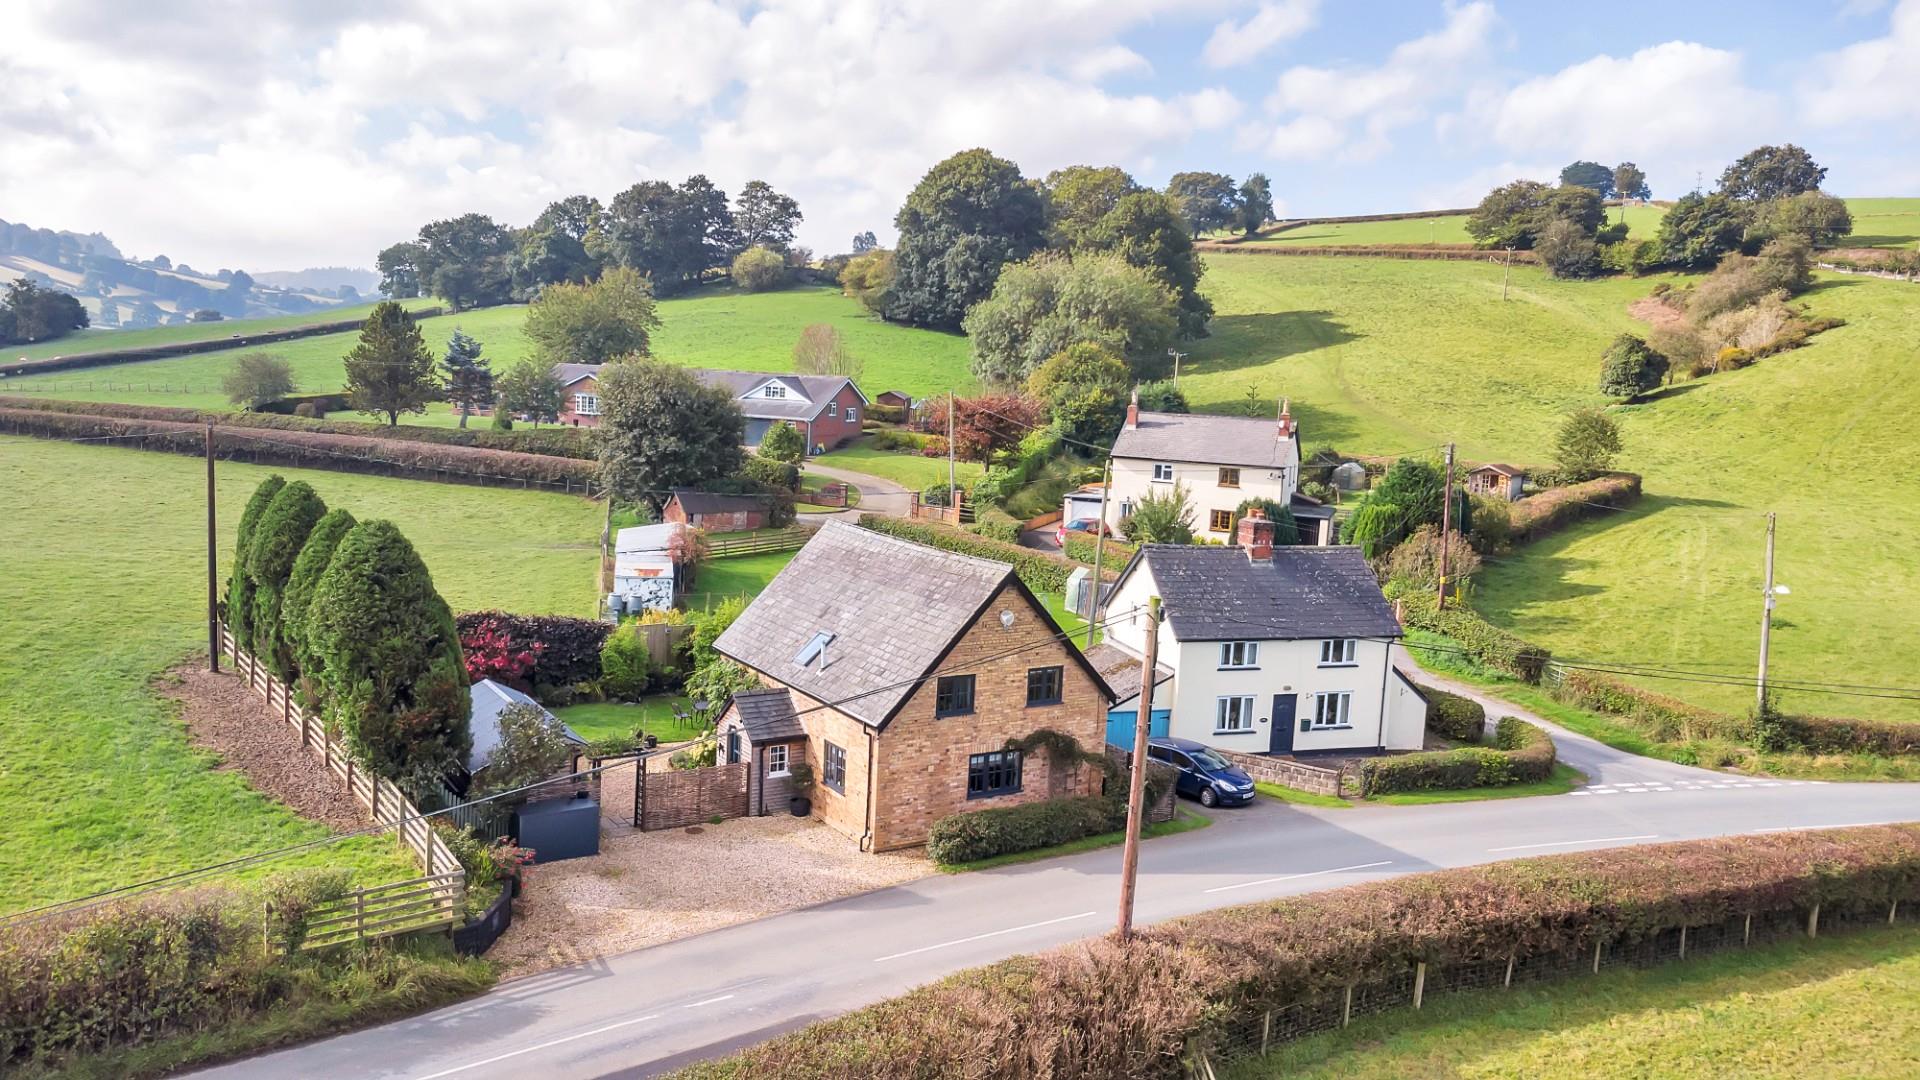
top-left (1105, 709), bottom-right (1170, 748)
top-left (742, 419), bottom-right (773, 446)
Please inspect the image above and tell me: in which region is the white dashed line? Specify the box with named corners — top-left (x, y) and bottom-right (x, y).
top-left (683, 995), bottom-right (735, 1008)
top-left (1203, 860), bottom-right (1395, 895)
top-left (873, 911), bottom-right (1097, 962)
top-left (412, 1014), bottom-right (664, 1079)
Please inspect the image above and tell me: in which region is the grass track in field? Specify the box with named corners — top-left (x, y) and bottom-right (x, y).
top-left (0, 436), bottom-right (601, 914)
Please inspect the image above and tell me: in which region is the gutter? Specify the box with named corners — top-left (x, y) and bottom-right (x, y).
top-left (859, 728), bottom-right (877, 852)
top-left (1375, 641), bottom-right (1393, 749)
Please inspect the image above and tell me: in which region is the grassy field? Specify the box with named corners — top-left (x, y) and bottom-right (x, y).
top-left (1189, 252), bottom-right (1920, 724)
top-left (1244, 204), bottom-right (1667, 248)
top-left (0, 436), bottom-right (601, 915)
top-left (2, 298), bottom-right (437, 364)
top-left (0, 285), bottom-right (973, 420)
top-left (553, 698), bottom-right (704, 743)
top-left (812, 439), bottom-right (985, 489)
top-left (1227, 924), bottom-right (1920, 1080)
top-left (681, 550), bottom-right (797, 611)
top-left (1840, 196), bottom-right (1920, 248)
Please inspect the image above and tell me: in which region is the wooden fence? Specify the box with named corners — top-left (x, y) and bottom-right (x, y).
top-left (221, 625), bottom-right (466, 949)
top-left (706, 526), bottom-right (814, 557)
top-left (291, 871), bottom-right (466, 952)
top-left (637, 761), bottom-right (749, 831)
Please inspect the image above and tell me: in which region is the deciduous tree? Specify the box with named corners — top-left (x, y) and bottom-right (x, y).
top-left (888, 149), bottom-right (1047, 329)
top-left (1554, 408), bottom-right (1623, 481)
top-left (1719, 144), bottom-right (1828, 202)
top-left (524, 265), bottom-right (661, 365)
top-left (1085, 191), bottom-right (1214, 337)
top-left (415, 213), bottom-right (516, 309)
top-left (1043, 165), bottom-right (1139, 249)
top-left (1613, 162), bottom-right (1651, 201)
top-left (1558, 160), bottom-right (1615, 197)
top-left (1166, 171), bottom-right (1240, 234)
top-left (496, 360), bottom-right (564, 427)
top-left (344, 301), bottom-right (440, 426)
top-left (1751, 191), bottom-right (1853, 246)
top-left (757, 421), bottom-right (804, 464)
top-left (731, 245), bottom-right (789, 291)
top-left (1657, 192), bottom-right (1751, 269)
top-left (962, 252), bottom-right (1179, 386)
top-left (597, 360), bottom-right (747, 511)
top-left (221, 352), bottom-right (295, 410)
top-left (839, 249), bottom-right (895, 315)
top-left (733, 180), bottom-right (803, 252)
top-left (600, 175), bottom-right (738, 296)
top-left (850, 231), bottom-right (879, 254)
top-left (375, 241), bottom-right (424, 299)
top-left (792, 323), bottom-right (862, 380)
top-left (1025, 342), bottom-right (1130, 446)
top-left (1237, 173), bottom-right (1274, 235)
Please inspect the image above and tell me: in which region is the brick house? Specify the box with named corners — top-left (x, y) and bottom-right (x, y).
top-left (712, 521), bottom-right (1116, 851)
top-left (550, 364), bottom-right (866, 454)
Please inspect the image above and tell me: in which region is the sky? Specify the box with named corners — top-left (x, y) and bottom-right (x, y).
top-left (2, 0), bottom-right (1915, 273)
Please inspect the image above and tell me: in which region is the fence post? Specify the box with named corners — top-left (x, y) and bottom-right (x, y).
top-left (1679, 925), bottom-right (1688, 960)
top-left (1592, 941), bottom-right (1603, 974)
top-left (1807, 904), bottom-right (1821, 939)
top-left (1261, 1010), bottom-right (1273, 1054)
top-left (1745, 913), bottom-right (1752, 946)
top-left (1892, 901), bottom-right (1900, 925)
top-left (355, 889), bottom-right (367, 943)
top-left (1342, 985), bottom-right (1354, 1027)
top-left (1503, 953), bottom-right (1515, 989)
top-left (1412, 962), bottom-right (1426, 1009)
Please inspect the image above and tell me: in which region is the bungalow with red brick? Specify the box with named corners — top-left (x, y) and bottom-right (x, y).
top-left (550, 364), bottom-right (866, 454)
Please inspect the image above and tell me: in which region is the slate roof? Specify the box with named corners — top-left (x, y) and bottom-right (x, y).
top-left (1084, 642), bottom-right (1173, 707)
top-left (554, 363), bottom-right (601, 388)
top-left (712, 521), bottom-right (1017, 727)
top-left (467, 679), bottom-right (586, 775)
top-left (690, 369), bottom-right (863, 423)
top-left (727, 687), bottom-right (806, 742)
top-left (1110, 411), bottom-right (1300, 471)
top-left (1114, 545), bottom-right (1402, 642)
top-left (670, 488), bottom-right (765, 516)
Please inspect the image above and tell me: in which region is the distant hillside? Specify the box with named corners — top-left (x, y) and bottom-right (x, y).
top-left (253, 266), bottom-right (381, 296)
top-left (0, 217), bottom-right (365, 330)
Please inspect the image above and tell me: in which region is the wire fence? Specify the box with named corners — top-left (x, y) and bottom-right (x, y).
top-left (1183, 902), bottom-right (1919, 1077)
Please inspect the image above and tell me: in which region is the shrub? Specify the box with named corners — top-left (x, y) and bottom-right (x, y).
top-left (1356, 716), bottom-right (1552, 794)
top-left (600, 622), bottom-right (656, 701)
top-left (684, 659), bottom-right (758, 711)
top-left (1383, 524), bottom-right (1482, 594)
top-left (1598, 238), bottom-right (1660, 275)
top-left (1123, 481), bottom-right (1195, 544)
top-left (1715, 345), bottom-right (1754, 370)
top-left (859, 514), bottom-right (1105, 593)
top-left (293, 401), bottom-right (320, 419)
top-left (737, 454), bottom-right (800, 494)
top-left (455, 612), bottom-right (611, 689)
top-left (1646, 321), bottom-right (1714, 379)
top-left (1553, 408), bottom-right (1622, 481)
top-left (919, 434), bottom-right (950, 458)
top-left (966, 509), bottom-right (1023, 544)
top-left (757, 421), bottom-right (804, 464)
top-left (222, 352), bottom-right (296, 410)
top-left (1597, 333), bottom-right (1668, 400)
top-left (731, 245), bottom-right (789, 292)
top-left (1465, 494), bottom-right (1512, 551)
top-left (459, 612), bottom-right (544, 686)
top-left (926, 795), bottom-right (1124, 865)
top-left (1389, 584), bottom-right (1551, 682)
top-left (475, 702), bottom-right (580, 795)
top-left (1063, 531), bottom-right (1136, 567)
top-left (1537, 218), bottom-right (1600, 279)
top-left (224, 476), bottom-right (286, 657)
top-left (1423, 686), bottom-right (1487, 741)
top-left (681, 826), bottom-right (1920, 1079)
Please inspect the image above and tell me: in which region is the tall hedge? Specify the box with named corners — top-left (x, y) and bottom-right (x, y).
top-left (1424, 686), bottom-right (1487, 741)
top-left (454, 611), bottom-right (612, 690)
top-left (1357, 716), bottom-right (1555, 795)
top-left (858, 513), bottom-right (1110, 593)
top-left (245, 480), bottom-right (328, 679)
top-left (674, 826), bottom-right (1920, 1080)
top-left (223, 476), bottom-right (285, 656)
top-left (283, 508), bottom-right (357, 705)
top-left (306, 520), bottom-right (471, 782)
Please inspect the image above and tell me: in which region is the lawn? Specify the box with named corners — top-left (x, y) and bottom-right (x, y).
top-left (1, 284), bottom-right (974, 418)
top-left (1225, 924), bottom-right (1920, 1080)
top-left (1839, 196), bottom-right (1920, 249)
top-left (553, 697), bottom-right (707, 744)
top-left (813, 438), bottom-right (985, 489)
top-left (1190, 252), bottom-right (1920, 725)
top-left (0, 436), bottom-right (601, 914)
top-left (0, 297), bottom-right (437, 364)
top-left (1255, 782), bottom-right (1349, 809)
top-left (682, 550), bottom-right (797, 610)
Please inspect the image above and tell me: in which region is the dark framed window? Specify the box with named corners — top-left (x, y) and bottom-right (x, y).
top-left (1209, 509), bottom-right (1233, 532)
top-left (935, 674), bottom-right (976, 716)
top-left (1218, 467), bottom-right (1241, 488)
top-left (1025, 665), bottom-right (1063, 707)
top-left (822, 741), bottom-right (847, 793)
top-left (967, 750), bottom-right (1023, 799)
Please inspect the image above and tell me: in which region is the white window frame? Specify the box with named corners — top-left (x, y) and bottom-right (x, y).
top-left (845, 406), bottom-right (857, 423)
top-left (827, 401), bottom-right (838, 417)
top-left (1215, 695), bottom-right (1256, 734)
top-left (573, 393), bottom-right (600, 416)
top-left (1311, 691), bottom-right (1353, 730)
top-left (1218, 641), bottom-right (1259, 669)
top-left (1319, 638), bottom-right (1358, 666)
top-left (1151, 462), bottom-right (1175, 483)
top-left (764, 383), bottom-right (787, 399)
top-left (766, 744), bottom-right (790, 777)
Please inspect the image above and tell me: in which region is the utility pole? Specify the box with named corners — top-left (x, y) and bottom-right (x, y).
top-left (1502, 248), bottom-right (1514, 300)
top-left (205, 423), bottom-right (220, 673)
top-left (1117, 595), bottom-right (1160, 940)
top-left (1757, 512), bottom-right (1777, 712)
top-left (947, 391), bottom-right (956, 519)
top-left (1167, 348), bottom-right (1187, 384)
top-left (1086, 458), bottom-right (1112, 647)
top-left (1437, 443), bottom-right (1455, 610)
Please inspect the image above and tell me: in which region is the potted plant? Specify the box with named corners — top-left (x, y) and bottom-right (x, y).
top-left (787, 761), bottom-right (815, 817)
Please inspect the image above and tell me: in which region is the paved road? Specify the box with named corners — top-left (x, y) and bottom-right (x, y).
top-left (207, 708), bottom-right (1920, 1080)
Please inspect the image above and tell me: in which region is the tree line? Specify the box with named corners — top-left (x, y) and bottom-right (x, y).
top-left (1, 279), bottom-right (89, 345)
top-left (1469, 144), bottom-right (1852, 279)
top-left (375, 178), bottom-right (806, 310)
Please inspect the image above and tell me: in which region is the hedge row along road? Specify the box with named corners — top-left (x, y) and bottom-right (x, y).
top-left (206, 651), bottom-right (1920, 1080)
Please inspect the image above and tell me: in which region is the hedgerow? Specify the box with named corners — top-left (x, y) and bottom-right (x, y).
top-left (1507, 472), bottom-right (1642, 542)
top-left (455, 611), bottom-right (612, 692)
top-left (673, 826), bottom-right (1920, 1080)
top-left (1547, 667), bottom-right (1918, 758)
top-left (0, 406), bottom-right (598, 490)
top-left (858, 514), bottom-right (1109, 593)
top-left (1357, 716), bottom-right (1555, 795)
top-left (1389, 584), bottom-right (1551, 682)
top-left (926, 795), bottom-right (1125, 865)
top-left (1423, 686), bottom-right (1487, 741)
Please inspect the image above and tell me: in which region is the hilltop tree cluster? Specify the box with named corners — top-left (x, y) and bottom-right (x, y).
top-left (224, 476), bottom-right (470, 790)
top-left (376, 177), bottom-right (805, 308)
top-left (0, 278), bottom-right (89, 345)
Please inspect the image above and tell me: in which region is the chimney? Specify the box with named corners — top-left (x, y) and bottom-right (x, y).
top-left (1125, 386), bottom-right (1140, 430)
top-left (1276, 397), bottom-right (1294, 440)
top-left (1237, 508), bottom-right (1275, 563)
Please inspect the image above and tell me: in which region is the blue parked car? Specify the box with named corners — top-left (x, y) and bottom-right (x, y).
top-left (1147, 737), bottom-right (1256, 808)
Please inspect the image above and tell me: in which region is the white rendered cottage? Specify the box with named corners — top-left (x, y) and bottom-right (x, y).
top-left (1098, 511), bottom-right (1427, 758)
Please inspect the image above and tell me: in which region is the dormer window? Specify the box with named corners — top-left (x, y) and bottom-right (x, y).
top-left (764, 384), bottom-right (786, 399)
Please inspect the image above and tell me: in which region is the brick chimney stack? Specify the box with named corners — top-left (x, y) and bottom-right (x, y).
top-left (1237, 508), bottom-right (1275, 563)
top-left (1125, 386), bottom-right (1140, 430)
top-left (1276, 397), bottom-right (1294, 440)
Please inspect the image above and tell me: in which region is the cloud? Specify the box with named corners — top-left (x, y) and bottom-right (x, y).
top-left (1800, 0), bottom-right (1920, 125)
top-left (1202, 0), bottom-right (1319, 68)
top-left (1254, 1), bottom-right (1497, 160)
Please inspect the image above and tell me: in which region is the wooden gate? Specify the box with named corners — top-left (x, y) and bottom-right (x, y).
top-left (636, 762), bottom-right (749, 830)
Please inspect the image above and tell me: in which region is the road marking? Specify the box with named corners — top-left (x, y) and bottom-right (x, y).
top-left (1202, 860), bottom-right (1394, 895)
top-left (684, 994), bottom-right (735, 1008)
top-left (412, 1013), bottom-right (664, 1080)
top-left (873, 910), bottom-right (1097, 962)
top-left (1488, 834), bottom-right (1657, 853)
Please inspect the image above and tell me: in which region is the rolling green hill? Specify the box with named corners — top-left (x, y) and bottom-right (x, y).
top-left (1243, 203), bottom-right (1668, 247)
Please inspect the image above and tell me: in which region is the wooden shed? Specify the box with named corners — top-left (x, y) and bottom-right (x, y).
top-left (715, 687), bottom-right (809, 816)
top-left (663, 488), bottom-right (768, 532)
top-left (875, 390), bottom-right (912, 408)
top-left (1466, 463), bottom-right (1525, 501)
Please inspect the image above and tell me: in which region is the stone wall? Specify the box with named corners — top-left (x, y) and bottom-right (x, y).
top-left (1213, 748), bottom-right (1345, 797)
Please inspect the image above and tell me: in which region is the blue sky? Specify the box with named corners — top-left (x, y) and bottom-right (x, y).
top-left (1, 0), bottom-right (1913, 270)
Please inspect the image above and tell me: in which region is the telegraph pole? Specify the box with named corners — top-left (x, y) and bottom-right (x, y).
top-left (1502, 248), bottom-right (1514, 300)
top-left (205, 423), bottom-right (220, 673)
top-left (1086, 457), bottom-right (1112, 648)
top-left (947, 391), bottom-right (957, 517)
top-left (1436, 443), bottom-right (1455, 610)
top-left (1117, 595), bottom-right (1160, 940)
top-left (1757, 512), bottom-right (1777, 712)
top-left (1167, 348), bottom-right (1188, 384)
